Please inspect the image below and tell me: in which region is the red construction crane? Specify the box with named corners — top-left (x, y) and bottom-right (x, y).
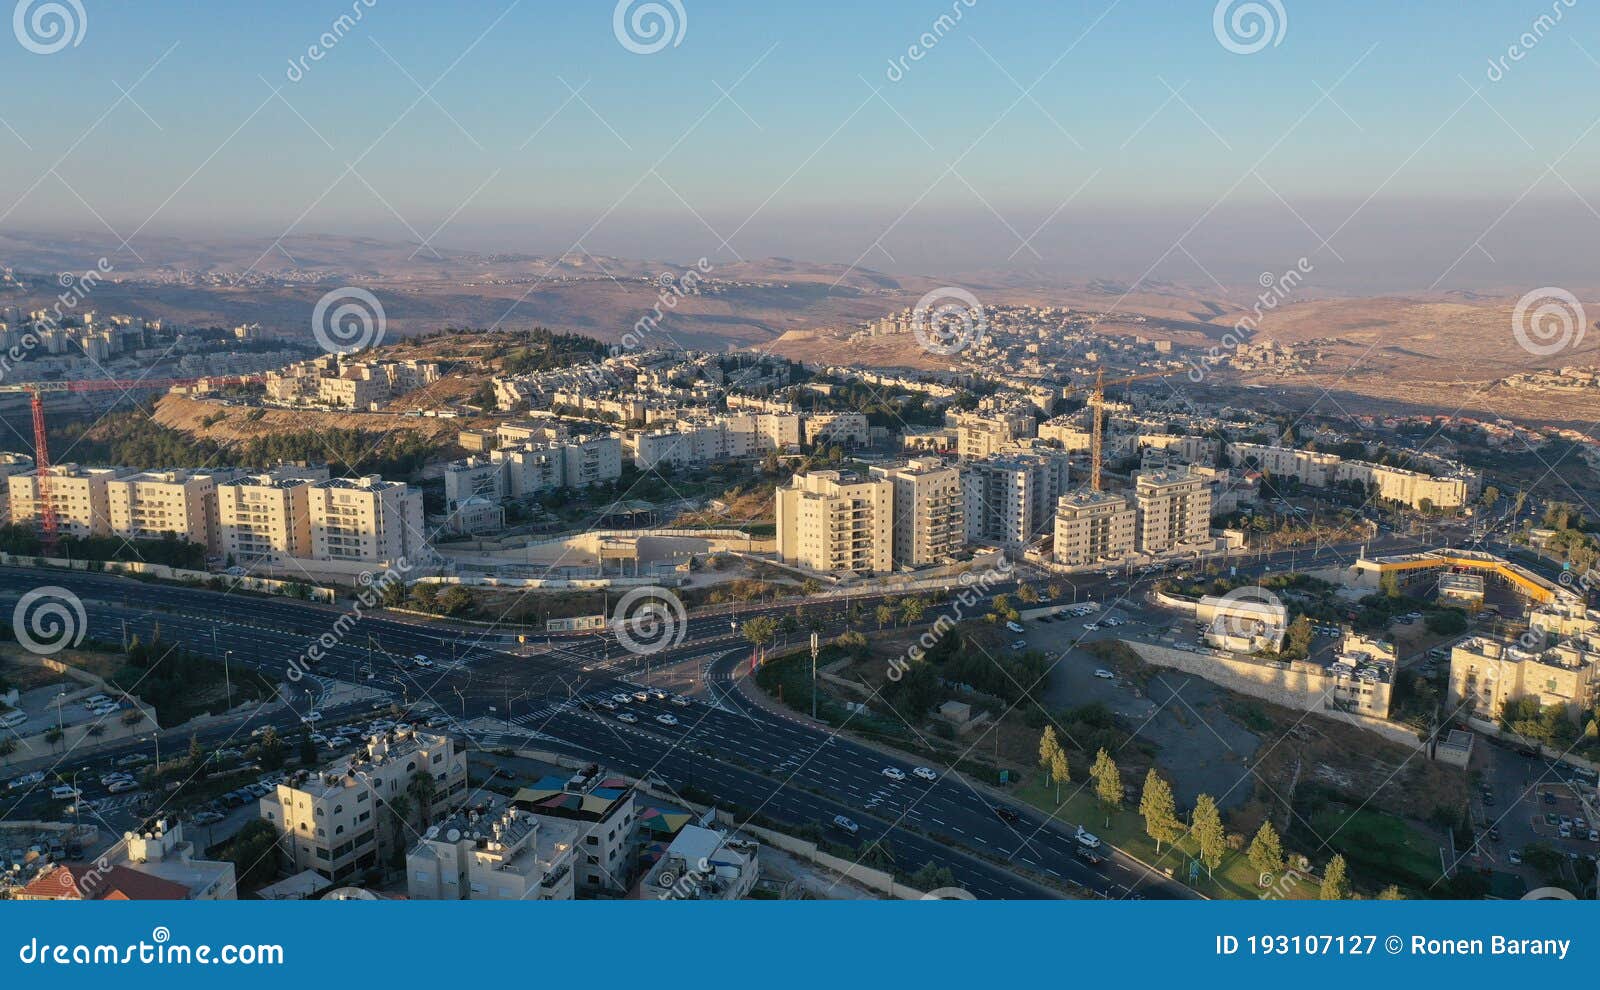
top-left (1063, 368), bottom-right (1181, 491)
top-left (0, 375), bottom-right (262, 549)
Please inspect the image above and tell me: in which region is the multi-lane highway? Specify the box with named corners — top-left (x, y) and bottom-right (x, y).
top-left (0, 532), bottom-right (1434, 898)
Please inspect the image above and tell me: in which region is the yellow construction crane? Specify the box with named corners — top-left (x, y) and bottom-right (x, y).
top-left (1063, 368), bottom-right (1181, 491)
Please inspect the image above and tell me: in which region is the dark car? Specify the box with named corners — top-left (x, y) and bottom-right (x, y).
top-left (994, 807), bottom-right (1021, 825)
top-left (1544, 792), bottom-right (1558, 806)
top-left (1074, 845), bottom-right (1103, 865)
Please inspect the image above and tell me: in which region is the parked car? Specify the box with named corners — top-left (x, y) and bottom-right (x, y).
top-left (191, 811), bottom-right (224, 826)
top-left (9, 771), bottom-right (45, 790)
top-left (1005, 621), bottom-right (1026, 634)
top-left (301, 710), bottom-right (323, 723)
top-left (1509, 849), bottom-right (1524, 865)
top-left (1093, 669), bottom-right (1116, 680)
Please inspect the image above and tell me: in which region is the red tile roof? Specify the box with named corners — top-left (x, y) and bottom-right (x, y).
top-left (23, 863), bottom-right (190, 901)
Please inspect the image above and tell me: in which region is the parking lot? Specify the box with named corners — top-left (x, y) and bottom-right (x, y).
top-left (1470, 741), bottom-right (1598, 892)
top-left (1022, 600), bottom-right (1262, 810)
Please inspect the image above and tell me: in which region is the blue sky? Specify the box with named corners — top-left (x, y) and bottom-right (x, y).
top-left (2, 0), bottom-right (1597, 288)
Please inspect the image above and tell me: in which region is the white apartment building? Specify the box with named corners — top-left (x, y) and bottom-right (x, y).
top-left (638, 825), bottom-right (759, 901)
top-left (217, 472), bottom-right (317, 565)
top-left (1227, 442), bottom-right (1343, 486)
top-left (776, 470), bottom-right (893, 574)
top-left (512, 767), bottom-right (640, 896)
top-left (962, 449), bottom-right (1070, 549)
top-left (407, 799), bottom-right (578, 901)
top-left (1052, 490), bottom-right (1136, 567)
top-left (952, 410), bottom-right (1035, 459)
top-left (1134, 468), bottom-right (1212, 555)
top-left (1448, 634), bottom-right (1600, 721)
top-left (559, 433), bottom-right (623, 488)
top-left (1227, 442), bottom-right (1468, 510)
top-left (317, 372), bottom-right (389, 410)
top-left (479, 434), bottom-right (624, 499)
top-left (307, 475), bottom-right (426, 566)
top-left (0, 452), bottom-right (33, 523)
top-left (802, 411), bottom-right (869, 447)
top-left (259, 730), bottom-right (468, 883)
top-left (105, 468), bottom-right (240, 552)
top-left (493, 443), bottom-right (565, 497)
top-left (8, 464), bottom-right (133, 538)
top-left (870, 457), bottom-right (964, 567)
top-left (444, 456), bottom-right (505, 505)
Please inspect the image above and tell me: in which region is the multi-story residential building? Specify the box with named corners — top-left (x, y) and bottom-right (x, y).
top-left (776, 470), bottom-right (893, 574)
top-left (753, 412), bottom-right (802, 451)
top-left (638, 825), bottom-right (759, 901)
top-left (1447, 634), bottom-right (1600, 722)
top-left (259, 729), bottom-right (468, 884)
top-left (952, 410), bottom-right (1035, 459)
top-left (962, 448), bottom-right (1069, 549)
top-left (105, 468), bottom-right (240, 552)
top-left (406, 798), bottom-right (577, 901)
top-left (317, 371), bottom-right (389, 410)
top-left (217, 471), bottom-right (317, 565)
top-left (512, 767), bottom-right (640, 897)
top-left (0, 452), bottom-right (33, 523)
top-left (558, 433), bottom-right (624, 488)
top-left (1137, 433), bottom-right (1220, 465)
top-left (1327, 632), bottom-right (1396, 719)
top-left (869, 457), bottom-right (964, 567)
top-left (444, 456), bottom-right (505, 505)
top-left (17, 818), bottom-right (236, 901)
top-left (493, 443), bottom-right (565, 497)
top-left (1134, 468), bottom-right (1212, 555)
top-left (1052, 490), bottom-right (1136, 567)
top-left (307, 475), bottom-right (426, 566)
top-left (8, 464), bottom-right (133, 538)
top-left (802, 411), bottom-right (870, 447)
top-left (1227, 442), bottom-right (1468, 510)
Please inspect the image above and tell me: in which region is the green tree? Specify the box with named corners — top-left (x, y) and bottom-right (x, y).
top-left (1480, 486), bottom-right (1499, 509)
top-left (1038, 726), bottom-right (1063, 776)
top-left (1193, 794), bottom-right (1226, 877)
top-left (1248, 821), bottom-right (1285, 882)
top-left (187, 733), bottom-right (209, 781)
top-left (875, 604), bottom-right (894, 630)
top-left (257, 726), bottom-right (285, 771)
top-left (1321, 853), bottom-right (1350, 899)
top-left (741, 615), bottom-right (779, 660)
top-left (1285, 615), bottom-right (1313, 657)
top-left (1090, 748), bottom-right (1122, 813)
top-left (1139, 769), bottom-right (1183, 852)
top-left (1016, 583), bottom-right (1039, 604)
top-left (1049, 748), bottom-right (1072, 802)
top-left (899, 597), bottom-right (926, 627)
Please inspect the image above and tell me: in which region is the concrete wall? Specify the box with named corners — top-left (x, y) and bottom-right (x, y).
top-left (0, 553), bottom-right (337, 602)
top-left (1125, 641), bottom-right (1422, 748)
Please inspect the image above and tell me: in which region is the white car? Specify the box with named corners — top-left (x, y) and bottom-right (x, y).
top-left (881, 767), bottom-right (907, 782)
top-left (1093, 669), bottom-right (1116, 680)
top-left (116, 753), bottom-right (151, 768)
top-left (411, 654), bottom-right (432, 667)
top-left (612, 693), bottom-right (634, 705)
top-left (912, 766), bottom-right (938, 782)
top-left (8, 771), bottom-right (44, 790)
top-left (301, 710), bottom-right (323, 723)
top-left (99, 772), bottom-right (132, 788)
top-left (669, 695), bottom-right (691, 706)
top-left (1083, 622), bottom-right (1100, 630)
top-left (1010, 640), bottom-right (1027, 651)
top-left (1075, 826), bottom-right (1102, 849)
top-left (107, 779), bottom-right (139, 794)
top-left (1005, 621), bottom-right (1026, 634)
top-left (50, 785), bottom-right (81, 801)
top-left (615, 712), bottom-right (639, 724)
top-left (310, 732), bottom-right (330, 745)
top-left (655, 714), bottom-right (679, 726)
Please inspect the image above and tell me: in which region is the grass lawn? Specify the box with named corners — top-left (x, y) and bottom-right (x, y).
top-left (1310, 807), bottom-right (1442, 890)
top-left (1012, 776), bottom-right (1323, 900)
